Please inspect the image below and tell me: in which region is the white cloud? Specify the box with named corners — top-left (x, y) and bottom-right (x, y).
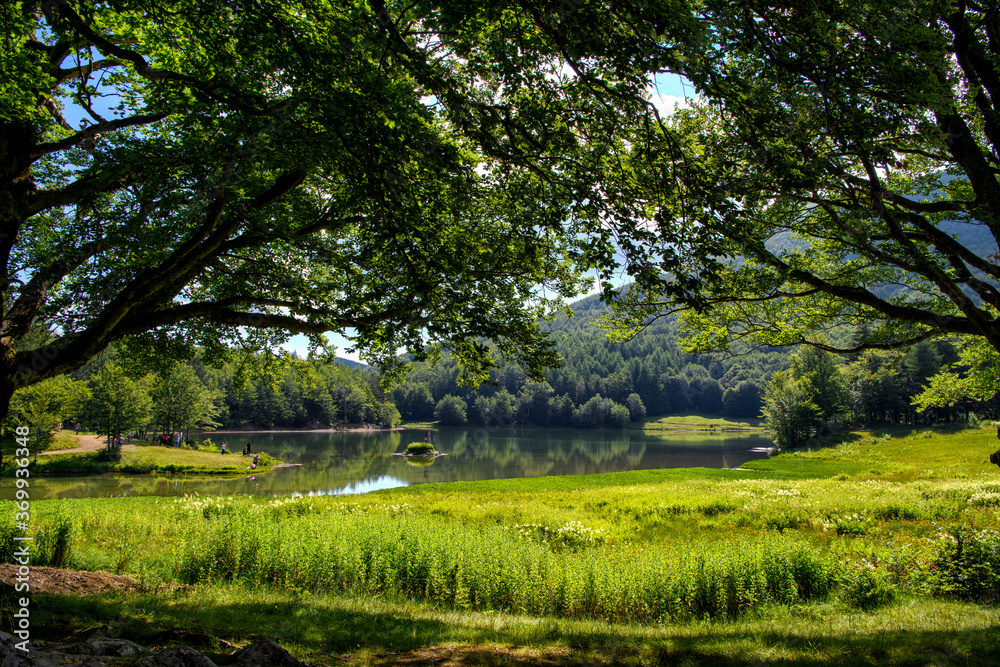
top-left (648, 93), bottom-right (693, 116)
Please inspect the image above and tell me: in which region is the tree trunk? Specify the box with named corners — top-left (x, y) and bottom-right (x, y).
top-left (0, 378), bottom-right (14, 480)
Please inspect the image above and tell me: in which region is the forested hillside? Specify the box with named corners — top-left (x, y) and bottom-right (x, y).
top-left (391, 293), bottom-right (993, 437)
top-left (391, 293), bottom-right (789, 427)
top-left (29, 295), bottom-right (992, 437)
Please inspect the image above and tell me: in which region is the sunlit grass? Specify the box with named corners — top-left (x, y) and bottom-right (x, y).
top-left (3, 446), bottom-right (280, 476)
top-left (4, 424), bottom-right (1000, 663)
top-left (44, 434), bottom-right (80, 451)
top-left (640, 414), bottom-right (763, 431)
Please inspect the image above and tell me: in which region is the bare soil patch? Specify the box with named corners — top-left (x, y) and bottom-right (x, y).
top-left (0, 564), bottom-right (139, 595)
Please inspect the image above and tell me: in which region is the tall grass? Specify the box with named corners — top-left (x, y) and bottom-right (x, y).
top-left (0, 513), bottom-right (73, 567)
top-left (4, 424), bottom-right (1000, 629)
top-left (166, 499), bottom-right (835, 623)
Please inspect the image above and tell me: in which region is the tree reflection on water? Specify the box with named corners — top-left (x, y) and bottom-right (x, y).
top-left (14, 428), bottom-right (772, 499)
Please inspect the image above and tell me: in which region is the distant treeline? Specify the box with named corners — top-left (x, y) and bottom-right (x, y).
top-left (390, 295), bottom-right (995, 435)
top-left (21, 295), bottom-right (994, 438)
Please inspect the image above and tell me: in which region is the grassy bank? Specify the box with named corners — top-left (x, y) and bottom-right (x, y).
top-left (639, 414), bottom-right (763, 432)
top-left (3, 425), bottom-right (1000, 664)
top-left (0, 444), bottom-right (280, 476)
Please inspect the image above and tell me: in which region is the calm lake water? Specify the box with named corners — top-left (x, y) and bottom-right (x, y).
top-left (8, 427), bottom-right (773, 500)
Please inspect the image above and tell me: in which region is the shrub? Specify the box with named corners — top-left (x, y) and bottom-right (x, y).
top-left (921, 528), bottom-right (1000, 604)
top-left (405, 442), bottom-right (435, 455)
top-left (842, 561), bottom-right (897, 610)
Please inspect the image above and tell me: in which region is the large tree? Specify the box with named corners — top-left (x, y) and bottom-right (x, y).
top-left (1, 0), bottom-right (660, 427)
top-left (595, 1), bottom-right (1000, 376)
top-left (150, 363), bottom-right (220, 441)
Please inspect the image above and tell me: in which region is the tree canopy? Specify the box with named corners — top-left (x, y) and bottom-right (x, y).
top-left (11, 0), bottom-right (1000, 432)
top-left (0, 0), bottom-right (665, 423)
top-left (598, 0), bottom-right (1000, 379)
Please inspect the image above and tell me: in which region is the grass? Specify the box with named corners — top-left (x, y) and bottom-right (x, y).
top-left (404, 441), bottom-right (436, 455)
top-left (44, 434), bottom-right (81, 451)
top-left (0, 445), bottom-right (280, 476)
top-left (21, 586), bottom-right (1000, 665)
top-left (639, 414), bottom-right (763, 432)
top-left (3, 424), bottom-right (1000, 664)
top-left (399, 421), bottom-right (438, 430)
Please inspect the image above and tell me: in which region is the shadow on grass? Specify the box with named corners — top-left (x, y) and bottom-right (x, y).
top-left (14, 590), bottom-right (1000, 666)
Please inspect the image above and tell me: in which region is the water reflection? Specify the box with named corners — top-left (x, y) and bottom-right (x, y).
top-left (4, 428), bottom-right (772, 500)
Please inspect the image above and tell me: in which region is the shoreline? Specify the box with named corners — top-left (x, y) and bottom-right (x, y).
top-left (195, 426), bottom-right (406, 435)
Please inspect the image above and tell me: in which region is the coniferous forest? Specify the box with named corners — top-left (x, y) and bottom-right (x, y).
top-left (42, 292), bottom-right (991, 445)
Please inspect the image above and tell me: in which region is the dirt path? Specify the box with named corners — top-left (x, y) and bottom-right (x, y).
top-left (39, 433), bottom-right (139, 456)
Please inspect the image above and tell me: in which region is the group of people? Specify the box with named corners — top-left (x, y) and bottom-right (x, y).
top-left (159, 433), bottom-right (183, 447)
top-left (219, 441), bottom-right (254, 455)
top-left (219, 441), bottom-right (260, 469)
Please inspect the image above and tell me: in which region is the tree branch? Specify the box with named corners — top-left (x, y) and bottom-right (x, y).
top-left (54, 58), bottom-right (122, 84)
top-left (29, 112), bottom-right (170, 160)
top-left (1, 240), bottom-right (107, 341)
top-left (27, 166), bottom-right (144, 214)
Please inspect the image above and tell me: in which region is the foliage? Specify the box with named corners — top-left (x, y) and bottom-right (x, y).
top-left (434, 395), bottom-right (467, 426)
top-left (4, 374), bottom-right (89, 460)
top-left (921, 528), bottom-right (1000, 604)
top-left (842, 561), bottom-right (897, 611)
top-left (150, 363), bottom-right (221, 436)
top-left (1, 0), bottom-right (681, 425)
top-left (404, 442), bottom-right (435, 455)
top-left (82, 364), bottom-right (152, 453)
top-left (761, 371), bottom-right (824, 449)
top-left (763, 347), bottom-right (853, 447)
top-left (572, 395), bottom-right (630, 428)
top-left (913, 337), bottom-right (1000, 410)
top-left (594, 1), bottom-right (1000, 380)
top-left (790, 347), bottom-right (848, 421)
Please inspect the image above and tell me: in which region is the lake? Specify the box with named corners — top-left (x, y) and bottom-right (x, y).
top-left (8, 427), bottom-right (774, 500)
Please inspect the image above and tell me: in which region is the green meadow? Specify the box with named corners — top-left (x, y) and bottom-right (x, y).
top-left (639, 414), bottom-right (763, 432)
top-left (3, 425), bottom-right (1000, 665)
top-left (0, 440), bottom-right (279, 476)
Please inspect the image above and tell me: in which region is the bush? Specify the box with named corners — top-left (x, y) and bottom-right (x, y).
top-left (842, 561), bottom-right (896, 610)
top-left (921, 528), bottom-right (1000, 604)
top-left (405, 442), bottom-right (435, 455)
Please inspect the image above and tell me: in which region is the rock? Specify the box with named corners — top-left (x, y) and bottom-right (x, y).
top-left (0, 626), bottom-right (302, 667)
top-left (136, 645), bottom-right (218, 667)
top-left (47, 636), bottom-right (147, 658)
top-left (0, 630), bottom-right (112, 667)
top-left (229, 640), bottom-right (303, 667)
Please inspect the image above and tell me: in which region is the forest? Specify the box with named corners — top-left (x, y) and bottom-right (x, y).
top-left (5, 291), bottom-right (991, 455)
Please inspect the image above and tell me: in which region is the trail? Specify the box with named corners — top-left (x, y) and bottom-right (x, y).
top-left (39, 433), bottom-right (138, 455)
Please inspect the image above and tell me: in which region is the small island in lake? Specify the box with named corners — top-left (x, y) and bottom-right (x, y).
top-left (394, 440), bottom-right (447, 459)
